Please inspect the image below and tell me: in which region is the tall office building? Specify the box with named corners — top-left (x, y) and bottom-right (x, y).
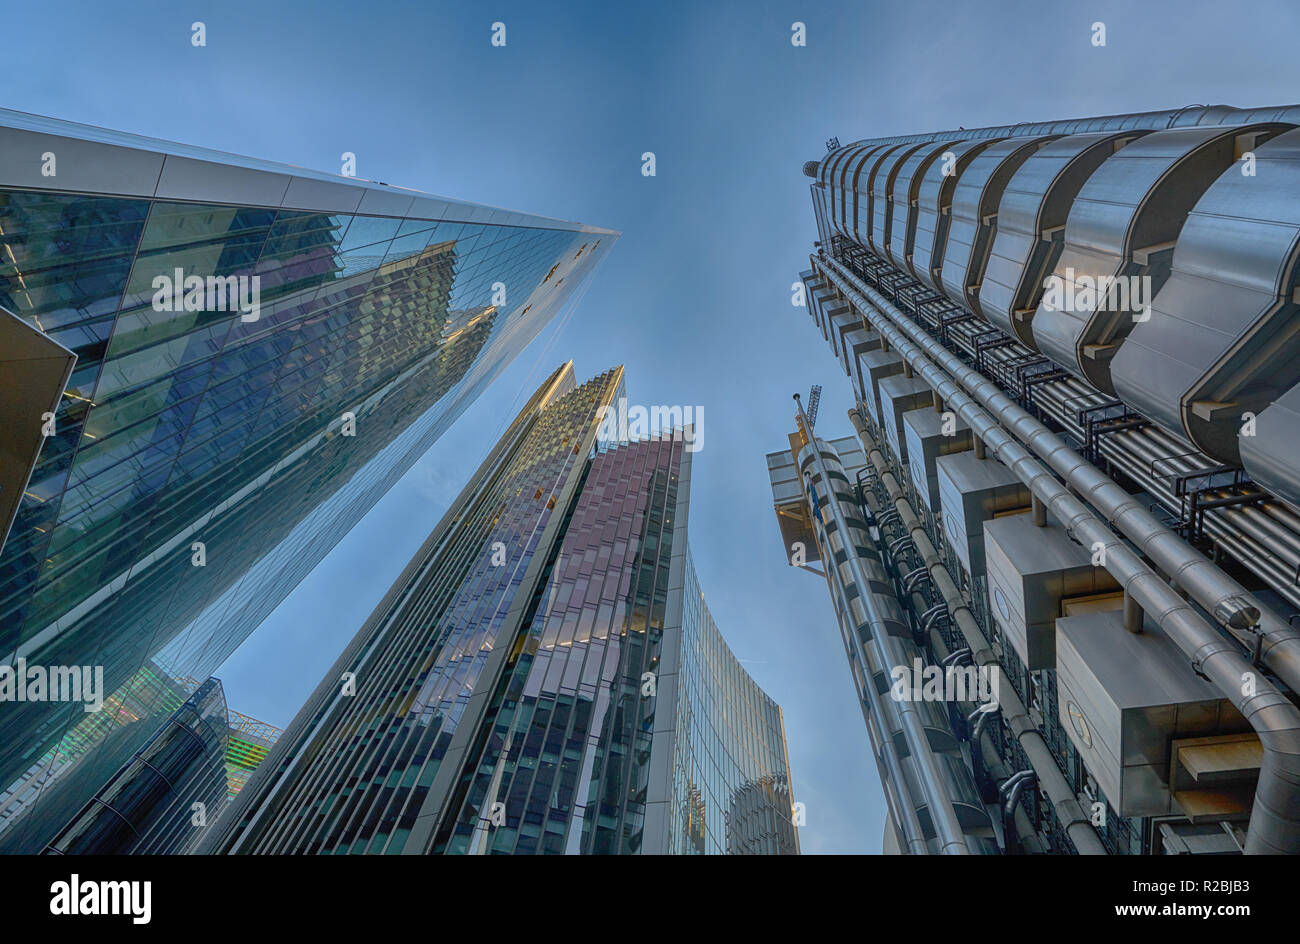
top-left (771, 104), bottom-right (1300, 854)
top-left (205, 363), bottom-right (798, 855)
top-left (42, 676), bottom-right (230, 856)
top-left (0, 109), bottom-right (616, 851)
top-left (39, 675), bottom-right (281, 855)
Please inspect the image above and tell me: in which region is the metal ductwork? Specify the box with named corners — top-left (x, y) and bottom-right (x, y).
top-left (1032, 124), bottom-right (1288, 394)
top-left (819, 252), bottom-right (1300, 701)
top-left (817, 254), bottom-right (1300, 854)
top-left (792, 415), bottom-right (994, 854)
top-left (942, 136), bottom-right (1057, 316)
top-left (979, 130), bottom-right (1149, 345)
top-left (1109, 127), bottom-right (1300, 475)
top-left (845, 408), bottom-right (1107, 854)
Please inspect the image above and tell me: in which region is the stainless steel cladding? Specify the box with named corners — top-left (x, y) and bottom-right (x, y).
top-left (843, 327), bottom-right (882, 387)
top-left (1111, 127), bottom-right (1300, 474)
top-left (889, 142), bottom-right (961, 271)
top-left (793, 432), bottom-right (994, 854)
top-left (903, 407), bottom-right (972, 512)
top-left (941, 136), bottom-right (1059, 316)
top-left (857, 349), bottom-right (905, 426)
top-left (816, 103), bottom-right (1300, 150)
top-left (979, 131), bottom-right (1146, 345)
top-left (1242, 381), bottom-right (1300, 512)
top-left (936, 451), bottom-right (1031, 581)
top-left (872, 144), bottom-right (927, 265)
top-left (858, 145), bottom-right (910, 254)
top-left (1032, 125), bottom-right (1285, 392)
top-left (877, 374), bottom-right (932, 463)
top-left (910, 139), bottom-right (996, 289)
top-left (983, 514), bottom-right (1118, 671)
top-left (802, 103), bottom-right (1300, 855)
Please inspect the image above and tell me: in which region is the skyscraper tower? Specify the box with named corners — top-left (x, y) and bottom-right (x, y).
top-left (42, 676), bottom-right (231, 856)
top-left (205, 364), bottom-right (798, 855)
top-left (0, 109), bottom-right (616, 851)
top-left (38, 675), bottom-right (281, 855)
top-left (771, 103), bottom-right (1300, 855)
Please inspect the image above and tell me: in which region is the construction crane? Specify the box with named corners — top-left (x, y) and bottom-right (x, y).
top-left (806, 384), bottom-right (822, 431)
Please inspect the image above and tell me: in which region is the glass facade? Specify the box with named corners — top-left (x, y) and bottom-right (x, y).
top-left (0, 661), bottom-right (189, 850)
top-left (208, 364), bottom-right (617, 853)
top-left (206, 366), bottom-right (798, 855)
top-left (438, 433), bottom-right (683, 854)
top-left (668, 561), bottom-right (799, 855)
top-left (0, 109), bottom-right (616, 852)
top-left (43, 676), bottom-right (230, 855)
top-left (223, 710), bottom-right (282, 800)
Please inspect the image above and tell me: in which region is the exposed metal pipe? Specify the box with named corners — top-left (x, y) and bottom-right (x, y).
top-left (998, 770), bottom-right (1037, 854)
top-left (869, 264), bottom-right (1300, 624)
top-left (796, 398), bottom-right (975, 855)
top-left (917, 274), bottom-right (1300, 683)
top-left (1124, 591), bottom-right (1143, 634)
top-left (1032, 494), bottom-right (1047, 527)
top-left (847, 409), bottom-right (1108, 855)
top-left (861, 670), bottom-right (931, 856)
top-left (818, 253), bottom-right (1300, 690)
top-left (800, 440), bottom-right (943, 853)
top-left (1004, 771), bottom-right (1038, 821)
top-left (972, 704), bottom-right (998, 743)
top-left (921, 603), bottom-right (948, 635)
top-left (999, 770), bottom-right (1033, 802)
top-left (943, 648), bottom-right (972, 668)
top-left (823, 257), bottom-right (1300, 854)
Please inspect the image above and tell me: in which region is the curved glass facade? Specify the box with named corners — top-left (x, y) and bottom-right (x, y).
top-left (208, 368), bottom-right (798, 855)
top-left (667, 560), bottom-right (799, 855)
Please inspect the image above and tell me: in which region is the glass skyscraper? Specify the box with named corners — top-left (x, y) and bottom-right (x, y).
top-left (203, 363), bottom-right (798, 855)
top-left (39, 675), bottom-right (281, 855)
top-left (0, 108), bottom-right (615, 852)
top-left (41, 676), bottom-right (231, 856)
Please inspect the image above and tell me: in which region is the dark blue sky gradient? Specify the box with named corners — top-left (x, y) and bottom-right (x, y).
top-left (9, 0), bottom-right (1300, 853)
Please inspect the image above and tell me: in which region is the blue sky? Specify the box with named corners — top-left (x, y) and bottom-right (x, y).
top-left (9, 0), bottom-right (1300, 854)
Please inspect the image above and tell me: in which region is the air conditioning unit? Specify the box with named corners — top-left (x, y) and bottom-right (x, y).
top-left (935, 451), bottom-right (1030, 581)
top-left (1056, 610), bottom-right (1250, 817)
top-left (903, 407), bottom-right (972, 512)
top-left (983, 514), bottom-right (1118, 671)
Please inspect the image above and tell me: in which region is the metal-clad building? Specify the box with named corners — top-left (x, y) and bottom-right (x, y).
top-left (775, 103), bottom-right (1300, 855)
